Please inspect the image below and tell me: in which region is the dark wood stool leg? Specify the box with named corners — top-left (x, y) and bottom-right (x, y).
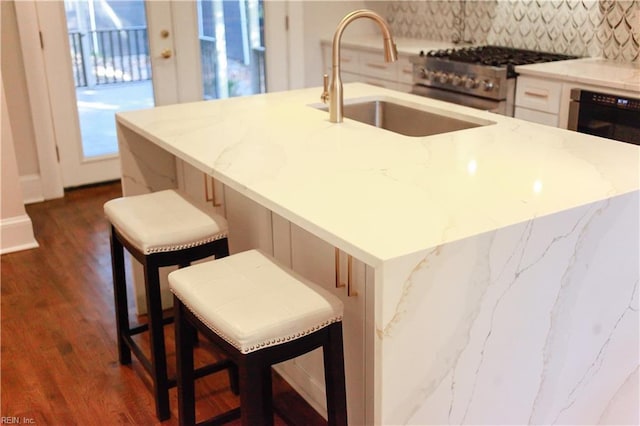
top-left (144, 259), bottom-right (171, 421)
top-left (178, 262), bottom-right (200, 347)
top-left (239, 357), bottom-right (273, 426)
top-left (323, 323), bottom-right (348, 426)
top-left (229, 363), bottom-right (240, 395)
top-left (110, 227), bottom-right (131, 365)
top-left (175, 297), bottom-right (196, 426)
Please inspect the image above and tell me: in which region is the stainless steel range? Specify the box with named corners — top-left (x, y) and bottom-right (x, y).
top-left (410, 46), bottom-right (576, 116)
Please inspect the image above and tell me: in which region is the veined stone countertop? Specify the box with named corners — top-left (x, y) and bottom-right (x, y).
top-left (515, 57), bottom-right (640, 93)
top-left (117, 83), bottom-right (639, 424)
top-left (116, 83), bottom-right (639, 267)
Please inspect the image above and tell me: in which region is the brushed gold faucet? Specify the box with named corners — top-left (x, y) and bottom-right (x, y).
top-left (322, 9), bottom-right (398, 123)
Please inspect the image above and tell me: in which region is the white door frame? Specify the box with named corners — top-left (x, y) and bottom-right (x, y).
top-left (264, 0), bottom-right (303, 92)
top-left (16, 0), bottom-right (291, 198)
top-left (14, 1), bottom-right (64, 199)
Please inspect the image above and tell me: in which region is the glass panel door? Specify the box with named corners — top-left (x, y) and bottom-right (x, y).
top-left (64, 0), bottom-right (154, 158)
top-left (197, 0), bottom-right (265, 100)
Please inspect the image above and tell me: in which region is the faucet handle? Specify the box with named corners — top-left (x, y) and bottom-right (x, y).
top-left (321, 74), bottom-right (330, 103)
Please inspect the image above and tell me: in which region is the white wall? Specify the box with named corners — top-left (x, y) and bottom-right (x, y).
top-left (300, 1), bottom-right (378, 88)
top-left (1, 76), bottom-right (39, 254)
top-left (1, 0), bottom-right (43, 204)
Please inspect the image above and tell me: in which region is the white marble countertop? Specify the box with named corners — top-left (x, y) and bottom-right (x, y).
top-left (320, 35), bottom-right (456, 56)
top-left (116, 83), bottom-right (639, 267)
top-left (515, 57), bottom-right (640, 93)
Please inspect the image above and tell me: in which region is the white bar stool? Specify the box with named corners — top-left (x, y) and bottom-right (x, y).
top-left (104, 189), bottom-right (232, 421)
top-left (169, 249), bottom-right (348, 426)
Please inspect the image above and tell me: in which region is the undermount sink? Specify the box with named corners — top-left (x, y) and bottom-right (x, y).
top-left (314, 97), bottom-right (494, 137)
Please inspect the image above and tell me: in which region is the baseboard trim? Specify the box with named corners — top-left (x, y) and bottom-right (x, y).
top-left (20, 174), bottom-right (44, 204)
top-left (272, 363), bottom-right (327, 420)
top-left (0, 215), bottom-right (39, 255)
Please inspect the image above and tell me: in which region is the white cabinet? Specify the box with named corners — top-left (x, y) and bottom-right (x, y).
top-left (514, 106), bottom-right (559, 127)
top-left (322, 41), bottom-right (413, 93)
top-left (223, 186), bottom-right (273, 255)
top-left (514, 76), bottom-right (563, 127)
top-left (224, 185), bottom-right (368, 425)
top-left (359, 50), bottom-right (398, 81)
top-left (176, 159), bottom-right (226, 216)
top-left (280, 223), bottom-right (367, 426)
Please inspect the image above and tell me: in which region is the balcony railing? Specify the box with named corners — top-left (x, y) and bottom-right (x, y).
top-left (200, 36), bottom-right (218, 99)
top-left (68, 27), bottom-right (264, 98)
top-left (68, 26), bottom-right (151, 87)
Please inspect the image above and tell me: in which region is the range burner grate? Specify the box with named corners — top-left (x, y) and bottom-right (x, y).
top-left (424, 46), bottom-right (577, 77)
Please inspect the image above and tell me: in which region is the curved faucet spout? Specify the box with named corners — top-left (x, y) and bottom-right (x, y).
top-left (327, 9), bottom-right (397, 123)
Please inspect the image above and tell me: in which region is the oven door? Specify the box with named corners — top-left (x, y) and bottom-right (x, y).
top-left (411, 84), bottom-right (512, 116)
top-left (568, 89), bottom-right (640, 145)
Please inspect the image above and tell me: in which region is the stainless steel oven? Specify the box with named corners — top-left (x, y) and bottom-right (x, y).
top-left (410, 46), bottom-right (576, 117)
top-left (568, 89), bottom-right (640, 145)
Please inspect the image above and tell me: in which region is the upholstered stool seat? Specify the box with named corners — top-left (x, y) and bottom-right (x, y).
top-left (105, 189), bottom-right (232, 421)
top-left (104, 189), bottom-right (228, 255)
top-left (170, 249), bottom-right (348, 426)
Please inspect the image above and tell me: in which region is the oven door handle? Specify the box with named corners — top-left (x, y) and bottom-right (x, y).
top-left (567, 99), bottom-right (580, 131)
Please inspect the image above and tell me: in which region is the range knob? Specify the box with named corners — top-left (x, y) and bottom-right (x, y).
top-left (464, 77), bottom-right (479, 89)
top-left (419, 67), bottom-right (427, 79)
top-left (451, 75), bottom-right (462, 86)
top-left (438, 72), bottom-right (450, 84)
top-left (482, 80), bottom-right (495, 91)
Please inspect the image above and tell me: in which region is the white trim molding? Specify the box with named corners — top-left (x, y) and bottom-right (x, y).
top-left (20, 174), bottom-right (45, 205)
top-left (0, 215), bottom-right (39, 255)
top-left (14, 1), bottom-right (64, 199)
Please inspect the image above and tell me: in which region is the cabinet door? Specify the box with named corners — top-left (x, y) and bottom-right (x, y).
top-left (280, 223), bottom-right (366, 425)
top-left (176, 159), bottom-right (226, 216)
top-left (223, 186), bottom-right (273, 255)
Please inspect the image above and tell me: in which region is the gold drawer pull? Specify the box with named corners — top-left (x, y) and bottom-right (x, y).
top-left (366, 62), bottom-right (388, 69)
top-left (335, 248), bottom-right (357, 296)
top-left (347, 254), bottom-right (357, 297)
top-left (204, 175), bottom-right (222, 207)
top-left (335, 247), bottom-right (345, 288)
top-left (524, 90), bottom-right (549, 99)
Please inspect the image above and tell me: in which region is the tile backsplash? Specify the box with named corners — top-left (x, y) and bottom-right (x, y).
top-left (385, 0), bottom-right (639, 62)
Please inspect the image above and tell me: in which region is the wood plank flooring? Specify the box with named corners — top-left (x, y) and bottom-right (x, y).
top-left (1, 182), bottom-right (326, 425)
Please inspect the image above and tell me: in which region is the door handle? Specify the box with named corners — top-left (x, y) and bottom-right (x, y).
top-left (161, 49), bottom-right (172, 59)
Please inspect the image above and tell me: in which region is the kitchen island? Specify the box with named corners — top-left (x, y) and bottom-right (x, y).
top-left (116, 83), bottom-right (639, 425)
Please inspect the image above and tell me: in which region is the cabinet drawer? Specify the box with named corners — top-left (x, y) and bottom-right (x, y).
top-left (359, 76), bottom-right (395, 89)
top-left (396, 56), bottom-right (414, 84)
top-left (515, 76), bottom-right (562, 114)
top-left (359, 51), bottom-right (397, 80)
top-left (340, 48), bottom-right (360, 73)
top-left (514, 106), bottom-right (559, 127)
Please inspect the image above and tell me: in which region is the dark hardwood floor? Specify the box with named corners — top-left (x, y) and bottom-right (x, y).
top-left (1, 182), bottom-right (326, 425)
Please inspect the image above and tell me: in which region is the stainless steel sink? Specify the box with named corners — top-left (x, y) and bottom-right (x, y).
top-left (314, 97), bottom-right (494, 137)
